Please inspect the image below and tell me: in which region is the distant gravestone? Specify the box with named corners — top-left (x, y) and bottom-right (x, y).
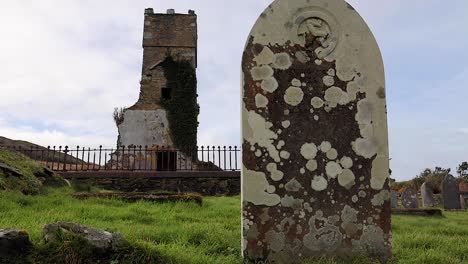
top-left (461, 195), bottom-right (466, 209)
top-left (241, 0), bottom-right (391, 262)
top-left (401, 187), bottom-right (418, 209)
top-left (390, 190), bottom-right (398, 208)
top-left (442, 175), bottom-right (461, 210)
top-left (421, 182), bottom-right (437, 207)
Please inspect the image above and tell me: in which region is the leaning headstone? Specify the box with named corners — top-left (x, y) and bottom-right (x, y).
top-left (442, 175), bottom-right (461, 210)
top-left (241, 0), bottom-right (391, 262)
top-left (390, 190), bottom-right (398, 208)
top-left (401, 187), bottom-right (418, 208)
top-left (421, 182), bottom-right (437, 207)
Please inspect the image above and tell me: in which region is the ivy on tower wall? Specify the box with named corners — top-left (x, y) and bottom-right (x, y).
top-left (160, 56), bottom-right (200, 156)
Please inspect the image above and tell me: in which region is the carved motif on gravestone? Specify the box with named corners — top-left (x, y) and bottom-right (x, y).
top-left (420, 182), bottom-right (437, 207)
top-left (401, 187), bottom-right (418, 209)
top-left (241, 0), bottom-right (390, 262)
top-left (442, 175), bottom-right (461, 210)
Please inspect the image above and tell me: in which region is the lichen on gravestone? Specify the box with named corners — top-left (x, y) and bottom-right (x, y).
top-left (241, 0), bottom-right (391, 262)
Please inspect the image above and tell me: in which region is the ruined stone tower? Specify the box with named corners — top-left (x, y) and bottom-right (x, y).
top-left (117, 8), bottom-right (199, 151)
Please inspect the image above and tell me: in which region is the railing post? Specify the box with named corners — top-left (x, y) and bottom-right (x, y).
top-left (51, 146), bottom-right (56, 170)
top-left (229, 146), bottom-right (232, 171)
top-left (63, 146), bottom-right (68, 171)
top-left (81, 147), bottom-right (85, 171)
top-left (144, 146), bottom-right (148, 171)
top-left (212, 146), bottom-right (215, 170)
top-left (223, 146), bottom-right (227, 170)
top-left (76, 146), bottom-right (80, 171)
top-left (104, 149), bottom-right (108, 170)
top-left (86, 147), bottom-right (91, 171)
top-left (109, 148), bottom-right (114, 171)
top-left (46, 146), bottom-right (50, 168)
top-left (218, 146), bottom-right (221, 169)
top-left (234, 146), bottom-right (238, 171)
top-left (98, 145), bottom-right (102, 170)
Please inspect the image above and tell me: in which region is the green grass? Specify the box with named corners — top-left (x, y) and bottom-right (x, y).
top-left (0, 188), bottom-right (467, 263)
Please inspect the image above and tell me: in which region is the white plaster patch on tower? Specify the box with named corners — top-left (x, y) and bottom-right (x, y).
top-left (310, 97), bottom-right (324, 109)
top-left (284, 86), bottom-right (304, 106)
top-left (326, 161), bottom-right (343, 179)
top-left (244, 109), bottom-right (280, 162)
top-left (118, 110), bottom-right (173, 148)
top-left (282, 120), bottom-right (291, 128)
top-left (267, 163), bottom-right (284, 181)
top-left (338, 169), bottom-right (356, 189)
top-left (261, 77), bottom-right (279, 93)
top-left (327, 68), bottom-right (336, 76)
top-left (311, 175), bottom-right (328, 191)
top-left (300, 143), bottom-right (318, 160)
top-left (251, 65), bottom-right (274, 81)
top-left (273, 52), bottom-right (292, 70)
top-left (255, 93), bottom-right (269, 108)
top-left (243, 166), bottom-right (280, 206)
top-left (254, 46), bottom-right (275, 65)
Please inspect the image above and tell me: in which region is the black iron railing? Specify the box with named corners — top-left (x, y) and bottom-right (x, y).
top-left (1, 145), bottom-right (240, 172)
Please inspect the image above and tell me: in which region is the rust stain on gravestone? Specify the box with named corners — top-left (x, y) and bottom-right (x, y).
top-left (241, 0), bottom-right (391, 262)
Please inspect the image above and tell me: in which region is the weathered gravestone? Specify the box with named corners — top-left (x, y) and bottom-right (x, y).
top-left (442, 175), bottom-right (461, 210)
top-left (241, 0), bottom-right (391, 262)
top-left (421, 182), bottom-right (437, 207)
top-left (390, 190), bottom-right (398, 208)
top-left (461, 195), bottom-right (466, 210)
top-left (401, 187), bottom-right (418, 208)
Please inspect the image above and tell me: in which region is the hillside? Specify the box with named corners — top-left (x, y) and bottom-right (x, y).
top-left (0, 147), bottom-right (67, 194)
top-left (0, 136), bottom-right (82, 164)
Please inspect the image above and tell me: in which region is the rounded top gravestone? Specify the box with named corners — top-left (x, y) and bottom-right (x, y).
top-left (241, 0), bottom-right (390, 262)
top-left (401, 187), bottom-right (418, 209)
top-left (442, 174), bottom-right (461, 210)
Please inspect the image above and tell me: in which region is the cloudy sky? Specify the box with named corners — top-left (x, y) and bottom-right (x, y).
top-left (0, 0), bottom-right (467, 181)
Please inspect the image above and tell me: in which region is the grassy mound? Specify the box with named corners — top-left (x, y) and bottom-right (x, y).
top-left (0, 148), bottom-right (66, 194)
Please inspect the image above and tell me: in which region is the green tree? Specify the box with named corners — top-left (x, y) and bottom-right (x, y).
top-left (412, 167), bottom-right (450, 193)
top-left (457, 162), bottom-right (468, 181)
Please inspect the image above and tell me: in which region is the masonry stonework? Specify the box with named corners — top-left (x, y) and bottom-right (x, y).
top-left (118, 8), bottom-right (198, 149)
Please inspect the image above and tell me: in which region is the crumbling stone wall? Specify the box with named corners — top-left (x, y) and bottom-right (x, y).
top-left (117, 9), bottom-right (199, 151)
